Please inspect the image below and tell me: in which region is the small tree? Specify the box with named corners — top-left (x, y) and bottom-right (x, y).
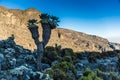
top-left (27, 13), bottom-right (59, 71)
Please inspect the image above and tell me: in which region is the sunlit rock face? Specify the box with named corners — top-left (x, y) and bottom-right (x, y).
top-left (0, 6), bottom-right (41, 51)
top-left (0, 6), bottom-right (120, 52)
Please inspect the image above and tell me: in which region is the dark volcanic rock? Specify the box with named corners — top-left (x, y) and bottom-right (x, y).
top-left (0, 36), bottom-right (52, 80)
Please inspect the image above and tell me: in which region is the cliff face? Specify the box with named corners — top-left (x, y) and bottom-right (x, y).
top-left (0, 6), bottom-right (120, 52)
top-left (0, 6), bottom-right (41, 50)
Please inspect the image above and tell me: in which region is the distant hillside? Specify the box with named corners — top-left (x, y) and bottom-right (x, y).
top-left (0, 6), bottom-right (120, 52)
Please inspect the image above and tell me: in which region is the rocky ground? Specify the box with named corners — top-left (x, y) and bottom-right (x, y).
top-left (0, 36), bottom-right (52, 80)
top-left (0, 35), bottom-right (120, 80)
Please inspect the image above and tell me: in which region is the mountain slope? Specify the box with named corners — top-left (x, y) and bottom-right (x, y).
top-left (0, 6), bottom-right (120, 52)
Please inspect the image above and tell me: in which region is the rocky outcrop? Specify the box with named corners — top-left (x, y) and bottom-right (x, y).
top-left (0, 6), bottom-right (120, 52)
top-left (0, 36), bottom-right (52, 80)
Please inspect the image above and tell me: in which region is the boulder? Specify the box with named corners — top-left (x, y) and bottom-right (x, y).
top-left (0, 53), bottom-right (4, 70)
top-left (0, 53), bottom-right (4, 63)
top-left (42, 64), bottom-right (50, 70)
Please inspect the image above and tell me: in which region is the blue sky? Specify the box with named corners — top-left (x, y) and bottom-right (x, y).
top-left (0, 0), bottom-right (120, 43)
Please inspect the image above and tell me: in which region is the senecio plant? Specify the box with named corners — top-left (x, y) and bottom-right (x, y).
top-left (27, 13), bottom-right (59, 71)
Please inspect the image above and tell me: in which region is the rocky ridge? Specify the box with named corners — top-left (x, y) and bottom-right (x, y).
top-left (0, 6), bottom-right (120, 52)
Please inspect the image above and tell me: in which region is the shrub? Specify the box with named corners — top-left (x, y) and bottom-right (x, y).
top-left (76, 52), bottom-right (83, 59)
top-left (88, 52), bottom-right (101, 63)
top-left (44, 46), bottom-right (58, 62)
top-left (46, 69), bottom-right (74, 80)
top-left (45, 46), bottom-right (55, 52)
top-left (83, 68), bottom-right (94, 77)
top-left (88, 56), bottom-right (96, 63)
top-left (47, 51), bottom-right (58, 61)
top-left (109, 72), bottom-right (120, 80)
top-left (96, 69), bottom-right (104, 77)
top-left (80, 68), bottom-right (103, 80)
top-left (53, 61), bottom-right (77, 75)
top-left (63, 56), bottom-right (72, 62)
top-left (61, 48), bottom-right (74, 57)
top-left (61, 48), bottom-right (77, 62)
top-left (42, 57), bottom-right (52, 65)
top-left (55, 44), bottom-right (61, 55)
top-left (46, 69), bottom-right (54, 78)
top-left (114, 50), bottom-right (120, 53)
top-left (96, 69), bottom-right (120, 80)
top-left (53, 69), bottom-right (66, 80)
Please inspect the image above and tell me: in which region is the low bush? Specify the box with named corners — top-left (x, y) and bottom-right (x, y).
top-left (46, 69), bottom-right (75, 80)
top-left (53, 61), bottom-right (77, 74)
top-left (80, 68), bottom-right (103, 80)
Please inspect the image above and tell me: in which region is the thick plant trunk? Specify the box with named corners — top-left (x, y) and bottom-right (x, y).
top-left (28, 23), bottom-right (51, 71)
top-left (28, 26), bottom-right (43, 71)
top-left (36, 42), bottom-right (43, 71)
top-left (42, 23), bottom-right (51, 48)
top-left (34, 38), bottom-right (43, 71)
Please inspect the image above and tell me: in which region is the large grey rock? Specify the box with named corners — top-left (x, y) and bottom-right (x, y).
top-left (0, 40), bottom-right (5, 48)
top-left (0, 53), bottom-right (4, 63)
top-left (30, 71), bottom-right (53, 80)
top-left (4, 48), bottom-right (15, 55)
top-left (42, 64), bottom-right (50, 70)
top-left (97, 57), bottom-right (118, 72)
top-left (75, 63), bottom-right (85, 71)
top-left (66, 70), bottom-right (76, 79)
top-left (9, 58), bottom-right (16, 68)
top-left (76, 71), bottom-right (83, 79)
top-left (79, 57), bottom-right (89, 65)
top-left (51, 60), bottom-right (58, 66)
top-left (43, 68), bottom-right (52, 73)
top-left (0, 38), bottom-right (53, 80)
top-left (0, 53), bottom-right (4, 70)
top-left (10, 66), bottom-right (30, 76)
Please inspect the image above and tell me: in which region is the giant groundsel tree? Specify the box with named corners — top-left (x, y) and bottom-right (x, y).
top-left (27, 13), bottom-right (59, 71)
